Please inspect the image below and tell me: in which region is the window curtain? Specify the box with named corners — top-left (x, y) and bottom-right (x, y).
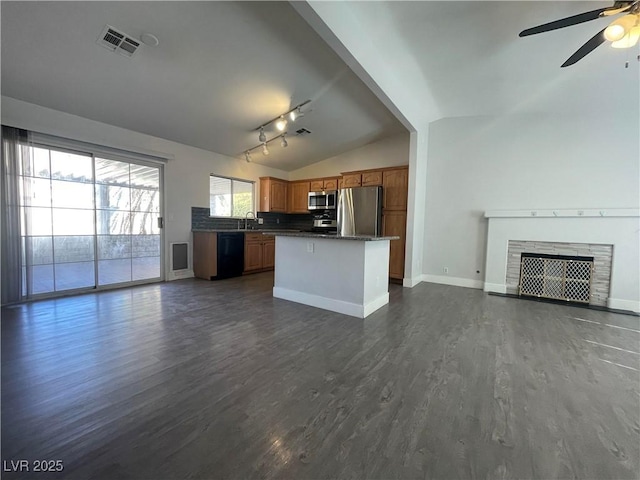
top-left (1, 126), bottom-right (29, 304)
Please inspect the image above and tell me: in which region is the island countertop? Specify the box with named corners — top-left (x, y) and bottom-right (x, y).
top-left (192, 229), bottom-right (300, 233)
top-left (263, 232), bottom-right (399, 242)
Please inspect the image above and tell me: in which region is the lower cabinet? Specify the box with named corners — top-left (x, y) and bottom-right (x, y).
top-left (262, 237), bottom-right (275, 269)
top-left (382, 210), bottom-right (407, 280)
top-left (244, 232), bottom-right (275, 273)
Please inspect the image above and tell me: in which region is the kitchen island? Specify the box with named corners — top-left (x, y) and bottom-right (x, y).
top-left (264, 232), bottom-right (399, 318)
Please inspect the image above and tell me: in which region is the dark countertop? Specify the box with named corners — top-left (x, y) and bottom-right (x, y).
top-left (192, 229), bottom-right (301, 233)
top-left (262, 232), bottom-right (400, 242)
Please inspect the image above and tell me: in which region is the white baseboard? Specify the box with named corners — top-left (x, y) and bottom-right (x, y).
top-left (402, 276), bottom-right (422, 288)
top-left (483, 282), bottom-right (507, 294)
top-left (423, 274), bottom-right (484, 290)
top-left (166, 269), bottom-right (194, 281)
top-left (607, 298), bottom-right (640, 314)
top-left (273, 287), bottom-right (388, 318)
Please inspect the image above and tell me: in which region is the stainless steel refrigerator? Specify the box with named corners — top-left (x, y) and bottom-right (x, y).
top-left (337, 186), bottom-right (383, 236)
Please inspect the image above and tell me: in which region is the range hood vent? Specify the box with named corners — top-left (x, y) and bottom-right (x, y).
top-left (97, 25), bottom-right (140, 57)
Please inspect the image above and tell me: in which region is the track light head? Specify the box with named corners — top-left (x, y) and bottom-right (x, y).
top-left (258, 127), bottom-right (266, 143)
top-left (280, 134), bottom-right (288, 148)
top-left (275, 116), bottom-right (287, 131)
top-left (262, 143), bottom-right (270, 156)
top-left (244, 151), bottom-right (251, 163)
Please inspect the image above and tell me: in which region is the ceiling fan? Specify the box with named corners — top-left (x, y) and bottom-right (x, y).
top-left (519, 1), bottom-right (640, 67)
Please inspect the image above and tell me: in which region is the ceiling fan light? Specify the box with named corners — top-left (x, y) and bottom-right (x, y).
top-left (604, 24), bottom-right (626, 41)
top-left (604, 14), bottom-right (637, 42)
top-left (611, 27), bottom-right (640, 48)
top-left (275, 116), bottom-right (287, 131)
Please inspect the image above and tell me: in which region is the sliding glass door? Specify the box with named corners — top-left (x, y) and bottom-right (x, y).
top-left (19, 145), bottom-right (162, 298)
top-left (95, 158), bottom-right (161, 285)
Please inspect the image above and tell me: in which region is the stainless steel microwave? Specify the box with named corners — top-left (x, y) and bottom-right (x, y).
top-left (308, 190), bottom-right (337, 210)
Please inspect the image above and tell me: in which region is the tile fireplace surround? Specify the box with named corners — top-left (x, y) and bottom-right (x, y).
top-left (483, 209), bottom-right (640, 313)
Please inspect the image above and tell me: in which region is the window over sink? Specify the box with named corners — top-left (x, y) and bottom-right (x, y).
top-left (209, 175), bottom-right (254, 217)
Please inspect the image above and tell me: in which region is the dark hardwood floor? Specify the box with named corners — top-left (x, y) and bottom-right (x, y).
top-left (2, 273), bottom-right (639, 480)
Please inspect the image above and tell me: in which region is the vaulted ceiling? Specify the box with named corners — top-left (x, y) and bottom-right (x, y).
top-left (2, 1), bottom-right (637, 171)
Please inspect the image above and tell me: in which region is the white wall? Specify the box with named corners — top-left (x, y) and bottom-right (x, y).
top-left (2, 96), bottom-right (290, 280)
top-left (289, 132), bottom-right (409, 179)
top-left (423, 112), bottom-right (640, 291)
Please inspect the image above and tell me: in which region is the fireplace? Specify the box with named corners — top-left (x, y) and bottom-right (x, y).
top-left (507, 240), bottom-right (611, 306)
top-left (519, 253), bottom-right (593, 304)
top-left (483, 209), bottom-right (639, 313)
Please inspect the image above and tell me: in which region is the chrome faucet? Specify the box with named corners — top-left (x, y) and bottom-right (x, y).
top-left (244, 211), bottom-right (256, 230)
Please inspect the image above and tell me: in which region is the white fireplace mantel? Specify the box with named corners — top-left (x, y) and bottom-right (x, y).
top-left (483, 209), bottom-right (640, 313)
top-left (485, 208), bottom-right (639, 218)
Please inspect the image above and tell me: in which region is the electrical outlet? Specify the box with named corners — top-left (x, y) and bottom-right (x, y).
top-left (443, 267), bottom-right (449, 274)
top-left (258, 218), bottom-right (264, 224)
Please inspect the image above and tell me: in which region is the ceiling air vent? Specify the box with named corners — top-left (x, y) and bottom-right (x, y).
top-left (295, 128), bottom-right (312, 136)
top-left (97, 25), bottom-right (141, 57)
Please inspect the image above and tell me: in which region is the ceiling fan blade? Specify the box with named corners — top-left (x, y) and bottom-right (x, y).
top-left (561, 28), bottom-right (607, 67)
top-left (519, 8), bottom-right (609, 36)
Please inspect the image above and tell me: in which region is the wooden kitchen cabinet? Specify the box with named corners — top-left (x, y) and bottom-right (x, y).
top-left (310, 178), bottom-right (339, 191)
top-left (323, 178), bottom-right (338, 190)
top-left (287, 181), bottom-right (310, 213)
top-left (262, 237), bottom-right (275, 269)
top-left (382, 210), bottom-right (407, 280)
top-left (342, 173), bottom-right (362, 188)
top-left (339, 171), bottom-right (381, 188)
top-left (259, 177), bottom-right (287, 212)
top-left (193, 232), bottom-right (217, 280)
top-left (361, 170), bottom-right (382, 186)
top-left (309, 179), bottom-right (323, 191)
top-left (244, 232), bottom-right (275, 273)
top-left (244, 233), bottom-right (263, 272)
top-left (382, 167), bottom-right (408, 211)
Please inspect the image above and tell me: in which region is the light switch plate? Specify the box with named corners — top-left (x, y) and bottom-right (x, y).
top-left (307, 242), bottom-right (314, 253)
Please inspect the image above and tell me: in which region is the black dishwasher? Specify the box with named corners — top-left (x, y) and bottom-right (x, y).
top-left (216, 232), bottom-right (245, 279)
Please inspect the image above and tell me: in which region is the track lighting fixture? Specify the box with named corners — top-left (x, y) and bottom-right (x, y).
top-left (243, 99), bottom-right (310, 160)
top-left (253, 99), bottom-right (310, 135)
top-left (241, 132), bottom-right (289, 161)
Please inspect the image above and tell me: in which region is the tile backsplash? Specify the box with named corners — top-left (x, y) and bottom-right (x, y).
top-left (191, 207), bottom-right (314, 231)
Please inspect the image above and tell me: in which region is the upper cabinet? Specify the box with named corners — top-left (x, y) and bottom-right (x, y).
top-left (309, 178), bottom-right (338, 191)
top-left (259, 167), bottom-right (408, 214)
top-left (382, 168), bottom-right (408, 211)
top-left (259, 177), bottom-right (287, 213)
top-left (342, 173), bottom-right (362, 188)
top-left (361, 170), bottom-right (382, 186)
top-left (338, 171), bottom-right (382, 189)
top-left (288, 181), bottom-right (310, 213)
